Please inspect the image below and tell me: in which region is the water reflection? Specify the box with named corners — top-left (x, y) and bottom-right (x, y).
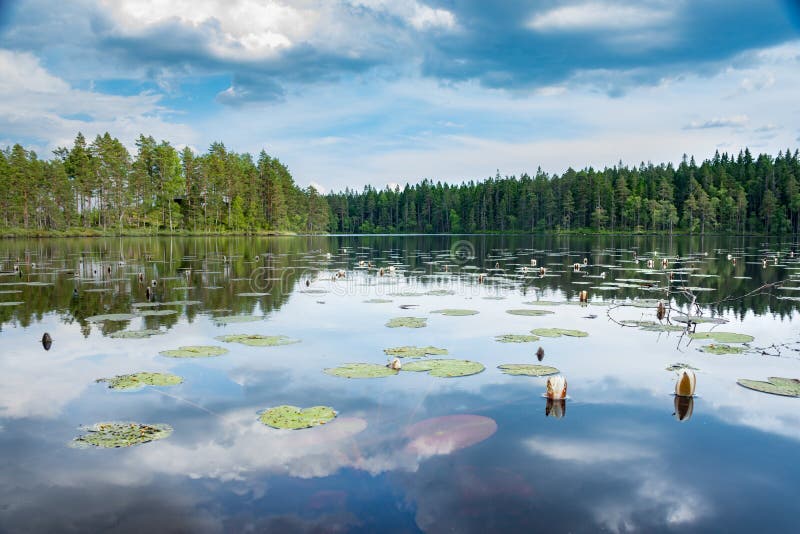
top-left (1, 234), bottom-right (800, 532)
top-left (673, 396), bottom-right (694, 422)
top-left (545, 398), bottom-right (566, 418)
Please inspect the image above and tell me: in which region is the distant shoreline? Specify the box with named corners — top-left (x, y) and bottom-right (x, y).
top-left (0, 228), bottom-right (791, 239)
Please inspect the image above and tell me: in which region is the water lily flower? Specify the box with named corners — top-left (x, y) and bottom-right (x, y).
top-left (675, 369), bottom-right (696, 397)
top-left (387, 358), bottom-right (402, 370)
top-left (545, 375), bottom-right (567, 399)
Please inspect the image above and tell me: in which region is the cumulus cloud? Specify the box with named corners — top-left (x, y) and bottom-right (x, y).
top-left (0, 48), bottom-right (194, 152)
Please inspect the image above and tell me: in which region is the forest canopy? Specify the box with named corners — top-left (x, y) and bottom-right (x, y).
top-left (1, 132), bottom-right (798, 235)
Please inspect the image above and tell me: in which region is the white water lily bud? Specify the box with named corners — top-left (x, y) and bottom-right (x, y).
top-left (388, 358), bottom-right (402, 370)
top-left (546, 375), bottom-right (567, 399)
top-left (675, 369), bottom-right (696, 397)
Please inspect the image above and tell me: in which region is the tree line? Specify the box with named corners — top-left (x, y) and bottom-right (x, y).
top-left (328, 148), bottom-right (800, 235)
top-left (1, 132), bottom-right (798, 235)
top-left (0, 132), bottom-right (330, 234)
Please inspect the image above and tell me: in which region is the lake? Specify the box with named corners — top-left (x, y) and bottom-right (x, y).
top-left (0, 234), bottom-right (798, 533)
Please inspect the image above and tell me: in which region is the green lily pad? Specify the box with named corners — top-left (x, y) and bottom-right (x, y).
top-left (431, 309), bottom-right (479, 316)
top-left (495, 334), bottom-right (541, 343)
top-left (109, 329), bottom-right (165, 339)
top-left (689, 332), bottom-right (754, 343)
top-left (324, 363), bottom-right (399, 378)
top-left (699, 344), bottom-right (745, 355)
top-left (402, 359), bottom-right (485, 377)
top-left (506, 309), bottom-right (555, 317)
top-left (386, 317), bottom-right (427, 328)
top-left (666, 363), bottom-right (699, 371)
top-left (384, 346), bottom-right (448, 358)
top-left (259, 405), bottom-right (337, 430)
top-left (159, 345), bottom-right (229, 358)
top-left (364, 298), bottom-right (393, 303)
top-left (640, 324), bottom-right (686, 332)
top-left (137, 309), bottom-right (178, 317)
top-left (213, 315), bottom-right (263, 325)
top-left (72, 422), bottom-right (172, 448)
top-left (673, 314), bottom-right (728, 325)
top-left (531, 328), bottom-right (589, 338)
top-left (498, 364), bottom-right (560, 376)
top-left (521, 300), bottom-right (563, 306)
top-left (86, 313), bottom-right (136, 322)
top-left (97, 372), bottom-right (183, 390)
top-left (737, 377), bottom-right (800, 397)
top-left (236, 292), bottom-right (269, 297)
top-left (215, 334), bottom-right (300, 347)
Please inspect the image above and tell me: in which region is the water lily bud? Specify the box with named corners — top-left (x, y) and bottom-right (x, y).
top-left (675, 369), bottom-right (696, 397)
top-left (387, 358), bottom-right (402, 370)
top-left (546, 375), bottom-right (567, 399)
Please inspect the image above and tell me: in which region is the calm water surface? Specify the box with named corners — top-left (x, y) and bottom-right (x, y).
top-left (0, 235), bottom-right (798, 533)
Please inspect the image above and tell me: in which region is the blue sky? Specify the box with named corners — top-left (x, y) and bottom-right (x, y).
top-left (1, 0), bottom-right (799, 191)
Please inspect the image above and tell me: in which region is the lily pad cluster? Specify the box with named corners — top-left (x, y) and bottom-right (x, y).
top-left (215, 334), bottom-right (300, 347)
top-left (259, 405), bottom-right (337, 430)
top-left (97, 372), bottom-right (184, 390)
top-left (72, 422), bottom-right (173, 448)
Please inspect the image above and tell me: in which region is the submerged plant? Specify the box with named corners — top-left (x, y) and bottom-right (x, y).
top-left (402, 359), bottom-right (485, 377)
top-left (97, 372), bottom-right (183, 390)
top-left (259, 405), bottom-right (337, 429)
top-left (498, 364), bottom-right (559, 376)
top-left (666, 363), bottom-right (699, 372)
top-left (159, 345), bottom-right (229, 358)
top-left (215, 334), bottom-right (300, 347)
top-left (72, 422), bottom-right (172, 448)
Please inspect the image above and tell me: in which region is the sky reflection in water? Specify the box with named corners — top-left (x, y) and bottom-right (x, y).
top-left (0, 235), bottom-right (799, 533)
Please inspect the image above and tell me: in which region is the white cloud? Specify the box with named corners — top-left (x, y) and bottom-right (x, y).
top-left (525, 438), bottom-right (654, 463)
top-left (528, 2), bottom-right (675, 32)
top-left (684, 115), bottom-right (749, 129)
top-left (0, 49), bottom-right (194, 152)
